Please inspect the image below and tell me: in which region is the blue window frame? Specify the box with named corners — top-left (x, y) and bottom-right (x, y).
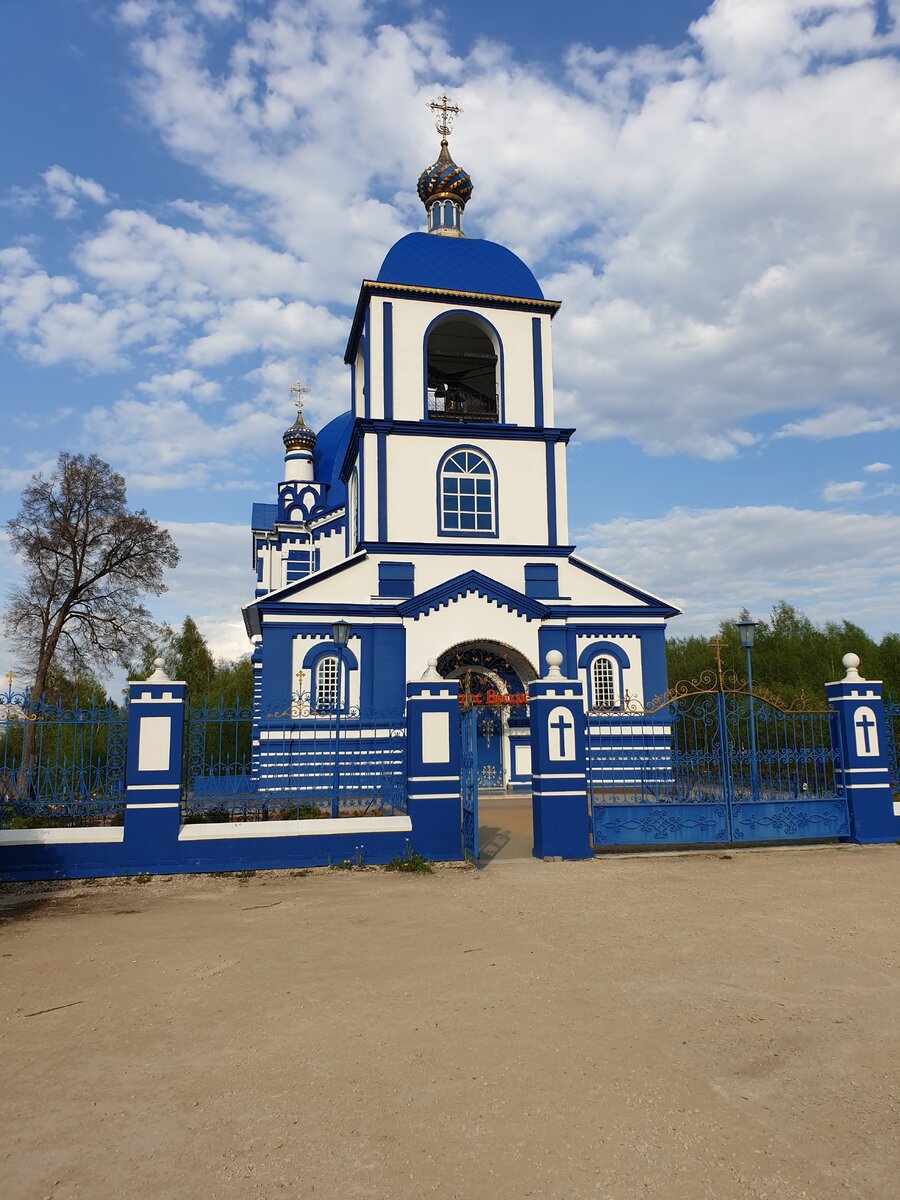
top-left (439, 448), bottom-right (496, 535)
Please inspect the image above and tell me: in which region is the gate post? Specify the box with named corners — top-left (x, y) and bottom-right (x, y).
top-left (123, 659), bottom-right (186, 867)
top-left (405, 663), bottom-right (462, 861)
top-left (528, 651), bottom-right (592, 860)
top-left (825, 653), bottom-right (900, 844)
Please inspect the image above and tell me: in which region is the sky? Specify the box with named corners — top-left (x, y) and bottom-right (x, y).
top-left (3, 0), bottom-right (900, 682)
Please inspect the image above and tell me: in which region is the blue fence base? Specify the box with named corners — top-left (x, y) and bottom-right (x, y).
top-left (0, 819), bottom-right (415, 882)
top-left (406, 797), bottom-right (463, 862)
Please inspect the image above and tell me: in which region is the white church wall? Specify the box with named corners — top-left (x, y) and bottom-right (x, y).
top-left (384, 434), bottom-right (549, 545)
top-left (554, 440), bottom-right (569, 545)
top-left (366, 301), bottom-right (385, 420)
top-left (403, 591), bottom-right (542, 683)
top-left (387, 298), bottom-right (540, 427)
top-left (538, 313), bottom-right (555, 427)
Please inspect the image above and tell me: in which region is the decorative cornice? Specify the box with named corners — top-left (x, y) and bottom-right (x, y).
top-left (345, 280), bottom-right (561, 363)
top-left (397, 570), bottom-right (549, 620)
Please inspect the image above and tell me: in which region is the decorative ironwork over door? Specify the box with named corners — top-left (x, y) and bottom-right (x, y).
top-left (460, 706), bottom-right (479, 866)
top-left (588, 669), bottom-right (849, 849)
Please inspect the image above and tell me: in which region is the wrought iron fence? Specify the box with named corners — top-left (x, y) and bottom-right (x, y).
top-left (587, 692), bottom-right (842, 807)
top-left (0, 690), bottom-right (127, 828)
top-left (885, 695), bottom-right (899, 789)
top-left (588, 684), bottom-right (848, 846)
top-left (183, 693), bottom-right (406, 821)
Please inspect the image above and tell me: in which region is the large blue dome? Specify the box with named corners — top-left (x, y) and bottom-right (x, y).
top-left (312, 409), bottom-right (353, 510)
top-left (376, 232), bottom-right (544, 301)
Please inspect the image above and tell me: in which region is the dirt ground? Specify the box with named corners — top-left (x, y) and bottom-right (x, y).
top-left (1, 844), bottom-right (898, 1200)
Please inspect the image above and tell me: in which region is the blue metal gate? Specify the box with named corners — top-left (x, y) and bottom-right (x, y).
top-left (589, 686), bottom-right (849, 848)
top-left (885, 695), bottom-right (899, 791)
top-left (461, 706), bottom-right (479, 865)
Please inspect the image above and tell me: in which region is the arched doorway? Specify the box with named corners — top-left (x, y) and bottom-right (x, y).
top-left (436, 641), bottom-right (535, 790)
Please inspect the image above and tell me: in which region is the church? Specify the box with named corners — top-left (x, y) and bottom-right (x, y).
top-left (242, 97), bottom-right (680, 792)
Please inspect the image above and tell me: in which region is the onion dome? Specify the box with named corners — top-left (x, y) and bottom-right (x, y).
top-left (283, 411), bottom-right (316, 452)
top-left (283, 381), bottom-right (317, 452)
top-left (417, 138), bottom-right (474, 210)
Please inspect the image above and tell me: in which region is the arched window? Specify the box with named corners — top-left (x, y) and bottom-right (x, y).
top-left (315, 656), bottom-right (340, 710)
top-left (439, 448), bottom-right (496, 535)
top-left (426, 314), bottom-right (500, 423)
top-left (591, 656), bottom-right (618, 709)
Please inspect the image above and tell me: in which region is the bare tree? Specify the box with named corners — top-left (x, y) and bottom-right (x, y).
top-left (5, 451), bottom-right (180, 715)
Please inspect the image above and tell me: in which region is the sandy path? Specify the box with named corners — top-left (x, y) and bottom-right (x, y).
top-left (1, 845), bottom-right (898, 1200)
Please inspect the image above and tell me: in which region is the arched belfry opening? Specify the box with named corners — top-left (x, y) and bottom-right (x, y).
top-left (426, 315), bottom-right (499, 423)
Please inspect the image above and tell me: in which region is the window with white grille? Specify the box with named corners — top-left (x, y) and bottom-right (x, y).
top-left (316, 656), bottom-right (340, 710)
top-left (440, 449), bottom-right (496, 534)
top-left (591, 657), bottom-right (617, 709)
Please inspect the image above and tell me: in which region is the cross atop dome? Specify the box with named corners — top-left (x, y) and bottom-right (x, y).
top-left (428, 94), bottom-right (461, 139)
top-left (289, 379), bottom-right (310, 420)
top-left (418, 93), bottom-right (473, 238)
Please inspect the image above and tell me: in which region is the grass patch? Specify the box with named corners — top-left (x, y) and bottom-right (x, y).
top-left (385, 852), bottom-right (433, 874)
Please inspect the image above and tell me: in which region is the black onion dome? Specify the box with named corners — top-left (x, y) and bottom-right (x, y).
top-left (417, 139), bottom-right (473, 209)
top-left (283, 412), bottom-right (317, 452)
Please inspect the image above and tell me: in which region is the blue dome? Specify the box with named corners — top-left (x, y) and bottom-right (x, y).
top-left (312, 409), bottom-right (353, 509)
top-left (376, 233), bottom-right (544, 301)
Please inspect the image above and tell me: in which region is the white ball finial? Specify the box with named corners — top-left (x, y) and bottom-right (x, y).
top-left (421, 658), bottom-right (442, 681)
top-left (545, 649), bottom-right (564, 679)
top-left (147, 657), bottom-right (171, 682)
top-left (841, 652), bottom-right (863, 682)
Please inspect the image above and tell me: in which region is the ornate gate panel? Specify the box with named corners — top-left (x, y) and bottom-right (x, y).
top-left (589, 668), bottom-right (849, 849)
top-left (460, 706), bottom-right (479, 865)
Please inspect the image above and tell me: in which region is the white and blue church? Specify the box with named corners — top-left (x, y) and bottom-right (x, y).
top-left (242, 102), bottom-right (680, 793)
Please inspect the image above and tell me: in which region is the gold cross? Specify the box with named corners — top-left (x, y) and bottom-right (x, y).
top-left (296, 669), bottom-right (305, 695)
top-left (428, 94), bottom-right (461, 138)
top-left (4, 671), bottom-right (13, 691)
top-left (709, 637), bottom-right (726, 688)
top-left (289, 380), bottom-right (310, 419)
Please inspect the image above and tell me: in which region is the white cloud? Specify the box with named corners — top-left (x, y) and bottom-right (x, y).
top-left (864, 461), bottom-right (891, 473)
top-left (576, 503), bottom-right (900, 636)
top-left (821, 479), bottom-right (866, 502)
top-left (775, 405), bottom-right (900, 440)
top-left (42, 165), bottom-right (111, 219)
top-left (137, 368), bottom-right (221, 403)
top-left (158, 521), bottom-right (253, 661)
top-left (97, 0), bottom-right (900, 459)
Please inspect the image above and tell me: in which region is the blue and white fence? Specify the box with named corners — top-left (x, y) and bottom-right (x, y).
top-left (0, 689), bottom-right (126, 829)
top-left (184, 694), bottom-right (406, 819)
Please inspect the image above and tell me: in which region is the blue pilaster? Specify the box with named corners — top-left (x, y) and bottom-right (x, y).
top-left (124, 662), bottom-right (186, 862)
top-left (825, 654), bottom-right (899, 844)
top-left (528, 652), bottom-right (591, 859)
top-left (405, 668), bottom-right (463, 861)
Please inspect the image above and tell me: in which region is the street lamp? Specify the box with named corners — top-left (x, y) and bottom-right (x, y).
top-left (736, 619), bottom-right (759, 801)
top-left (330, 619), bottom-right (352, 818)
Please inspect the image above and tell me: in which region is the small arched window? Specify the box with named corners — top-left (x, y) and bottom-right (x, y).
top-left (591, 656), bottom-right (618, 709)
top-left (315, 655), bottom-right (340, 711)
top-left (439, 448), bottom-right (496, 535)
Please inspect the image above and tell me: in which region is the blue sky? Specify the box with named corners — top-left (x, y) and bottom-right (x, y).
top-left (3, 0), bottom-right (900, 675)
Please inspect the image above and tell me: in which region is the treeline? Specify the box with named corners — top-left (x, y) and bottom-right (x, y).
top-left (666, 602), bottom-right (900, 705)
top-left (129, 617), bottom-right (253, 708)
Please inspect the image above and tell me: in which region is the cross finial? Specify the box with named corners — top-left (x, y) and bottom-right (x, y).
top-left (4, 671), bottom-right (13, 692)
top-left (428, 93), bottom-right (461, 138)
top-left (289, 380), bottom-right (310, 420)
top-left (709, 636), bottom-right (726, 687)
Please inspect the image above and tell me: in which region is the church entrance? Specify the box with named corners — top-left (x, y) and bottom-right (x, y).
top-left (438, 641), bottom-right (537, 865)
top-left (436, 641), bottom-right (535, 792)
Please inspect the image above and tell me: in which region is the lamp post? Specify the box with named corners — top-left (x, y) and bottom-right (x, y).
top-left (736, 619), bottom-right (758, 801)
top-left (331, 619), bottom-right (352, 819)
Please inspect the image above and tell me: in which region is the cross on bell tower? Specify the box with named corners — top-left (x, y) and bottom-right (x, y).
top-left (428, 94), bottom-right (462, 138)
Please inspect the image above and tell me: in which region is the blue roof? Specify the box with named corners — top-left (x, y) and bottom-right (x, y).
top-left (312, 409), bottom-right (354, 505)
top-left (251, 502), bottom-right (277, 531)
top-left (376, 233), bottom-right (544, 300)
